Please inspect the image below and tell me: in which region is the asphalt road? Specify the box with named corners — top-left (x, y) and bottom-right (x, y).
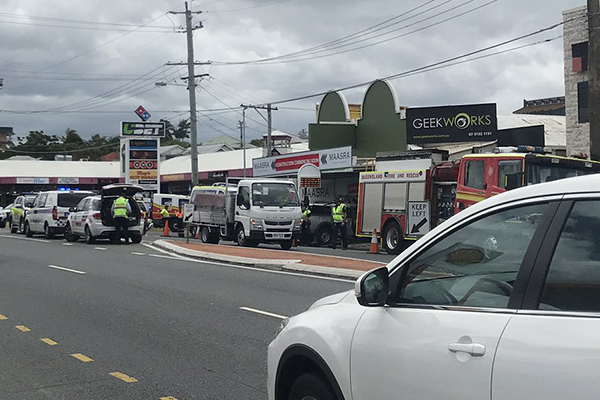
top-left (0, 231), bottom-right (353, 399)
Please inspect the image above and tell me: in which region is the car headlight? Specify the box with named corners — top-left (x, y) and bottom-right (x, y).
top-left (274, 318), bottom-right (290, 338)
top-left (293, 219), bottom-right (302, 231)
top-left (250, 218), bottom-right (263, 230)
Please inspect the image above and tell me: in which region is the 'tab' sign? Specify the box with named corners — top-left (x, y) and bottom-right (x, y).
top-left (407, 103), bottom-right (497, 144)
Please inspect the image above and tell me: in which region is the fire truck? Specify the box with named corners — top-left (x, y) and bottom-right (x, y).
top-left (356, 147), bottom-right (600, 255)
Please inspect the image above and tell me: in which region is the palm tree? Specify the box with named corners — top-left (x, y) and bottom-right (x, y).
top-left (174, 119), bottom-right (190, 140)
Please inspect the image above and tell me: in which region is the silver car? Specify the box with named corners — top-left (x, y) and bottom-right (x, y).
top-left (64, 184), bottom-right (144, 244)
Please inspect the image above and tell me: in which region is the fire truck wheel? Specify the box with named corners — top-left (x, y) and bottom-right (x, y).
top-left (383, 222), bottom-right (403, 255)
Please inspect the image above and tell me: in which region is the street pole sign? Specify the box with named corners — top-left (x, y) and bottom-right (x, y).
top-left (407, 201), bottom-right (431, 236)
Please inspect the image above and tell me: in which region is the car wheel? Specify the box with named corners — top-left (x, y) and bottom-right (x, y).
top-left (85, 226), bottom-right (96, 244)
top-left (25, 222), bottom-right (34, 237)
top-left (236, 225), bottom-right (249, 247)
top-left (288, 373), bottom-right (336, 400)
top-left (131, 234), bottom-right (142, 244)
top-left (64, 223), bottom-right (79, 242)
top-left (280, 240), bottom-right (293, 250)
top-left (0, 220), bottom-right (5, 229)
top-left (383, 221), bottom-right (403, 255)
top-left (10, 220), bottom-right (17, 234)
top-left (316, 225), bottom-right (333, 246)
top-left (44, 223), bottom-right (55, 239)
top-left (18, 219), bottom-right (25, 234)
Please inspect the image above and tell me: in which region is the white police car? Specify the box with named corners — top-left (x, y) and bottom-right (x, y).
top-left (24, 190), bottom-right (93, 238)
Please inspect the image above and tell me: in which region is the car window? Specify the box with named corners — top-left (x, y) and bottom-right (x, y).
top-left (75, 198), bottom-right (88, 212)
top-left (58, 193), bottom-right (91, 208)
top-left (24, 196), bottom-right (36, 207)
top-left (161, 198), bottom-right (172, 206)
top-left (35, 193), bottom-right (48, 208)
top-left (391, 203), bottom-right (549, 309)
top-left (498, 160), bottom-right (522, 189)
top-left (540, 200), bottom-right (600, 312)
top-left (90, 199), bottom-right (101, 211)
top-left (464, 160), bottom-right (485, 190)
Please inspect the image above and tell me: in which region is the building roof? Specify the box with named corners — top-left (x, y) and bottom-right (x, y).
top-left (182, 144), bottom-right (235, 156)
top-left (7, 155), bottom-right (39, 161)
top-left (160, 145), bottom-right (187, 156)
top-left (498, 115), bottom-right (566, 147)
top-left (0, 160), bottom-right (120, 178)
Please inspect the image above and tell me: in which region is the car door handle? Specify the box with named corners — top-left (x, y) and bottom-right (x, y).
top-left (448, 342), bottom-right (486, 357)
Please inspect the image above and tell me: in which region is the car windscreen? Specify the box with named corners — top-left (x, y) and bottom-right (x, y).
top-left (58, 193), bottom-right (92, 208)
top-left (24, 197), bottom-right (36, 207)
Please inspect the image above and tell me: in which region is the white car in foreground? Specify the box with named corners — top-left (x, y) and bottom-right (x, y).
top-left (269, 173), bottom-right (600, 400)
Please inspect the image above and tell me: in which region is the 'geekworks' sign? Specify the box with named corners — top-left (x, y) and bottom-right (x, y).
top-left (407, 103), bottom-right (498, 144)
top-left (253, 146), bottom-right (352, 177)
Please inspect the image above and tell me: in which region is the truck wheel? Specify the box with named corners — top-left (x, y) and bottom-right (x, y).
top-left (209, 231), bottom-right (220, 245)
top-left (280, 240), bottom-right (293, 250)
top-left (383, 222), bottom-right (404, 255)
top-left (236, 225), bottom-right (249, 247)
top-left (200, 226), bottom-right (211, 243)
top-left (316, 225), bottom-right (333, 246)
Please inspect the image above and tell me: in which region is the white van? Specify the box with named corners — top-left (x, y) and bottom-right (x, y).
top-left (25, 190), bottom-right (94, 238)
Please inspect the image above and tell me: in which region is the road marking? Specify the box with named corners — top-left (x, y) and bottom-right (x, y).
top-left (94, 247), bottom-right (107, 251)
top-left (160, 397), bottom-right (180, 400)
top-left (62, 243), bottom-right (74, 246)
top-left (109, 372), bottom-right (138, 383)
top-left (40, 338), bottom-right (58, 346)
top-left (0, 234), bottom-right (49, 243)
top-left (144, 244), bottom-right (355, 283)
top-left (48, 265), bottom-right (86, 275)
top-left (71, 353), bottom-right (94, 362)
top-left (0, 314), bottom-right (8, 320)
top-left (239, 307), bottom-right (287, 320)
top-left (15, 325), bottom-right (31, 332)
top-left (131, 252), bottom-right (146, 256)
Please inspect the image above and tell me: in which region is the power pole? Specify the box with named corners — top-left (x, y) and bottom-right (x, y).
top-left (168, 2), bottom-right (203, 185)
top-left (242, 107), bottom-right (247, 177)
top-left (589, 0), bottom-right (600, 160)
top-left (240, 103), bottom-right (278, 157)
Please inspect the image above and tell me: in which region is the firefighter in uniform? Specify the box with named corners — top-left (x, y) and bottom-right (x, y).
top-left (330, 197), bottom-right (348, 250)
top-left (112, 192), bottom-right (131, 244)
top-left (300, 204), bottom-right (311, 245)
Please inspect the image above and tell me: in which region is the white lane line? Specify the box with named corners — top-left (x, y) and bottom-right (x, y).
top-left (0, 234), bottom-right (50, 243)
top-left (143, 243), bottom-right (354, 283)
top-left (48, 265), bottom-right (87, 275)
top-left (240, 307), bottom-right (287, 320)
top-left (94, 247), bottom-right (107, 251)
top-left (62, 243), bottom-right (74, 246)
top-left (131, 252), bottom-right (146, 256)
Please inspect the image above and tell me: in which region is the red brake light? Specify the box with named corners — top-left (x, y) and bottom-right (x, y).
top-left (52, 207), bottom-right (58, 220)
top-left (92, 212), bottom-right (101, 220)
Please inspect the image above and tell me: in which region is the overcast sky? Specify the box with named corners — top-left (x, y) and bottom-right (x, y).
top-left (0, 0), bottom-right (585, 142)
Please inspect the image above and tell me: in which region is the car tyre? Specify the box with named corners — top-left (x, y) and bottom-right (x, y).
top-left (44, 223), bottom-right (55, 239)
top-left (131, 234), bottom-right (142, 244)
top-left (382, 221), bottom-right (403, 255)
top-left (316, 225), bottom-right (333, 246)
top-left (25, 222), bottom-right (34, 237)
top-left (0, 220), bottom-right (5, 229)
top-left (287, 373), bottom-right (336, 400)
top-left (18, 219), bottom-right (25, 234)
top-left (10, 221), bottom-right (17, 234)
top-left (64, 223), bottom-right (79, 242)
top-left (85, 226), bottom-right (96, 244)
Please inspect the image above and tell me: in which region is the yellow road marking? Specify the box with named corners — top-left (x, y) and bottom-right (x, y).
top-left (40, 338), bottom-right (58, 346)
top-left (0, 314), bottom-right (8, 320)
top-left (70, 353), bottom-right (94, 362)
top-left (109, 372), bottom-right (138, 383)
top-left (160, 397), bottom-right (179, 400)
top-left (15, 325), bottom-right (31, 332)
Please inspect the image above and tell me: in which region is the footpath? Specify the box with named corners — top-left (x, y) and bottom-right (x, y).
top-left (152, 239), bottom-right (386, 280)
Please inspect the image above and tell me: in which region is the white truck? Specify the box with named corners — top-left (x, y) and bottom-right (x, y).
top-left (190, 179), bottom-right (302, 250)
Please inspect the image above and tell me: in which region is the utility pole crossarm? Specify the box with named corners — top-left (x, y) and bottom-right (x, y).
top-left (240, 104), bottom-right (278, 156)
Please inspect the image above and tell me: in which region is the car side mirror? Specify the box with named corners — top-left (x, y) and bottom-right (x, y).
top-left (355, 266), bottom-right (389, 307)
top-left (505, 173), bottom-right (524, 191)
top-left (14, 204), bottom-right (23, 209)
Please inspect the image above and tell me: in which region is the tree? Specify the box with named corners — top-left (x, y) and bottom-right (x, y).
top-left (250, 138), bottom-right (265, 147)
top-left (173, 119), bottom-right (190, 140)
top-left (159, 119), bottom-right (176, 143)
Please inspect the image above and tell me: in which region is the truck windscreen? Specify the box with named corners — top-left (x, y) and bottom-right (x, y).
top-left (526, 161), bottom-right (595, 185)
top-left (252, 183), bottom-right (299, 207)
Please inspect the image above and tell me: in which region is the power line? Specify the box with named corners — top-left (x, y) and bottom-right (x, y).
top-left (0, 12), bottom-right (174, 30)
top-left (206, 0), bottom-right (297, 13)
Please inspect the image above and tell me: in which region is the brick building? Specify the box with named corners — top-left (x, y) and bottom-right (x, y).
top-left (563, 6), bottom-right (591, 157)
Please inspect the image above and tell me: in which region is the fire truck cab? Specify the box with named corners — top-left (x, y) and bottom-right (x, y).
top-left (357, 147), bottom-right (600, 255)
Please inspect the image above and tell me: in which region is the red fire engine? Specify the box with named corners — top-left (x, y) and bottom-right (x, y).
top-left (356, 147), bottom-right (600, 254)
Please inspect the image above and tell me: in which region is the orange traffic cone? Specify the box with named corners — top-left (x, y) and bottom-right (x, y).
top-left (369, 229), bottom-right (380, 254)
top-left (162, 220), bottom-right (170, 237)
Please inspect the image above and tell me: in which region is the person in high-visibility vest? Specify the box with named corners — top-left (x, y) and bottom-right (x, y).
top-left (330, 197), bottom-right (348, 250)
top-left (111, 192), bottom-right (131, 244)
top-left (160, 205), bottom-right (170, 228)
top-left (300, 204), bottom-right (312, 245)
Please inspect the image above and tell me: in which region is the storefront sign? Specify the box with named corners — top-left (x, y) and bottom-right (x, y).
top-left (407, 103), bottom-right (497, 144)
top-left (121, 122), bottom-right (165, 137)
top-left (16, 177), bottom-right (50, 184)
top-left (126, 137), bottom-right (159, 190)
top-left (209, 170), bottom-right (228, 179)
top-left (359, 170), bottom-right (426, 183)
top-left (57, 178), bottom-right (80, 185)
top-left (253, 146), bottom-right (352, 177)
